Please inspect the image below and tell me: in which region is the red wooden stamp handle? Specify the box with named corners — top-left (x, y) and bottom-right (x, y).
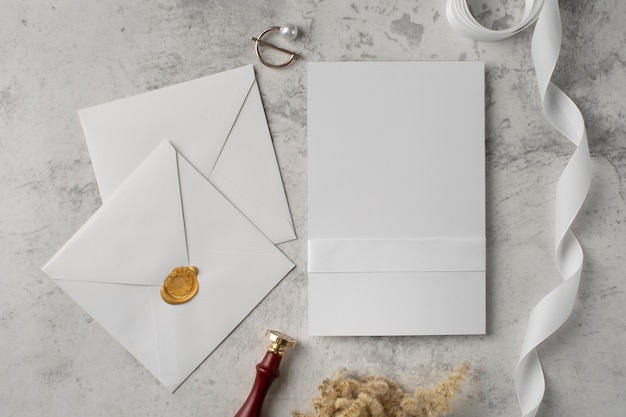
top-left (234, 330), bottom-right (296, 417)
top-left (234, 351), bottom-right (282, 417)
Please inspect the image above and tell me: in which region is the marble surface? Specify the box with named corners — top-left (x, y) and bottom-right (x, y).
top-left (1, 0), bottom-right (625, 416)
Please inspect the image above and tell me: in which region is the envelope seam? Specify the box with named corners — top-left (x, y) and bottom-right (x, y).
top-left (208, 80), bottom-right (256, 175)
top-left (176, 153), bottom-right (191, 265)
top-left (148, 289), bottom-right (162, 381)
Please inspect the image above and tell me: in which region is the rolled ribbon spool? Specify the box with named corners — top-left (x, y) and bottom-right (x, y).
top-left (234, 330), bottom-right (296, 417)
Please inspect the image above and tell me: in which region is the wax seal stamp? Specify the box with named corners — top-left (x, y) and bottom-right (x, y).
top-left (234, 329), bottom-right (297, 417)
top-left (265, 329), bottom-right (296, 356)
top-left (160, 266), bottom-right (199, 304)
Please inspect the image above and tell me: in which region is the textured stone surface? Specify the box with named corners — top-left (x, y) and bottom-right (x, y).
top-left (1, 1), bottom-right (625, 416)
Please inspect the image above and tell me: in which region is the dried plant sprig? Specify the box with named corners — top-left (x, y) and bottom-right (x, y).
top-left (292, 363), bottom-right (469, 417)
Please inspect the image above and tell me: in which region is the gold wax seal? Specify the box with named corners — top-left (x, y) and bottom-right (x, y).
top-left (160, 266), bottom-right (199, 305)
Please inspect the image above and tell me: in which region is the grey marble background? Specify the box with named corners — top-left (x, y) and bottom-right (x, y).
top-left (1, 0), bottom-right (625, 416)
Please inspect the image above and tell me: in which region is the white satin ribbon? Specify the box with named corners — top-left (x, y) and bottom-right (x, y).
top-left (446, 0), bottom-right (544, 41)
top-left (446, 1), bottom-right (592, 416)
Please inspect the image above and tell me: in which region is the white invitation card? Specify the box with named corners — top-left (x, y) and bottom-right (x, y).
top-left (308, 61), bottom-right (486, 335)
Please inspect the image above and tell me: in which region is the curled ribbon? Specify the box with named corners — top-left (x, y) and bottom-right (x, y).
top-left (446, 1), bottom-right (592, 416)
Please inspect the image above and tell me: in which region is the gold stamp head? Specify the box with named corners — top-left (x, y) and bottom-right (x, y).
top-left (160, 266), bottom-right (199, 305)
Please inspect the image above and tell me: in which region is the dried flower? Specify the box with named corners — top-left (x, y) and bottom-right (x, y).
top-left (292, 364), bottom-right (469, 417)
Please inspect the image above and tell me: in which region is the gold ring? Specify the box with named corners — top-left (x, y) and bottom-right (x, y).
top-left (251, 27), bottom-right (300, 68)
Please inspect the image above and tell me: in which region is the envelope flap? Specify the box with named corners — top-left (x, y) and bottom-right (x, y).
top-left (43, 142), bottom-right (188, 286)
top-left (178, 149), bottom-right (295, 256)
top-left (210, 80), bottom-right (296, 244)
top-left (146, 151), bottom-right (294, 390)
top-left (150, 250), bottom-right (294, 390)
top-left (79, 66), bottom-right (257, 202)
top-left (54, 280), bottom-right (160, 376)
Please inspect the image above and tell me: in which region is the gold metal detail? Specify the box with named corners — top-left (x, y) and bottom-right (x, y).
top-left (160, 266), bottom-right (199, 305)
top-left (251, 27), bottom-right (300, 68)
top-left (265, 329), bottom-right (296, 356)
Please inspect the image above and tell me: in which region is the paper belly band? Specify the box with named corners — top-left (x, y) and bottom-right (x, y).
top-left (307, 238), bottom-right (485, 273)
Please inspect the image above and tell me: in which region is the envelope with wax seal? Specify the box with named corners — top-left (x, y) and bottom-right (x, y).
top-left (79, 64), bottom-right (296, 244)
top-left (42, 141), bottom-right (295, 391)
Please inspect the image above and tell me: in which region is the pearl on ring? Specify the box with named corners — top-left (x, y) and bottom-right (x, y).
top-left (279, 23), bottom-right (298, 41)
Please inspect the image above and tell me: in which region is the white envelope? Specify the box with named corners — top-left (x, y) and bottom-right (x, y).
top-left (42, 141), bottom-right (295, 391)
top-left (307, 62), bottom-right (486, 336)
top-left (79, 65), bottom-right (295, 244)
